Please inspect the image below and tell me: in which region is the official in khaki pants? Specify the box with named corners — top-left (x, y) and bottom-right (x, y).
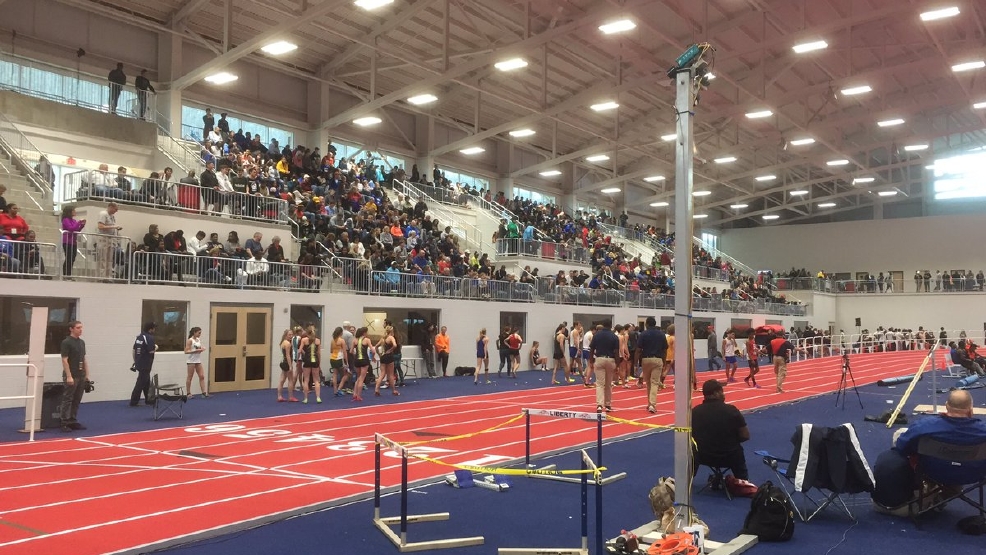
top-left (589, 323), bottom-right (620, 413)
top-left (96, 202), bottom-right (122, 279)
top-left (637, 316), bottom-right (669, 413)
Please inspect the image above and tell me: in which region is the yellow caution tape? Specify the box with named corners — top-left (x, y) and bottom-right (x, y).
top-left (412, 452), bottom-right (606, 478)
top-left (400, 413), bottom-right (527, 447)
top-left (605, 414), bottom-right (692, 433)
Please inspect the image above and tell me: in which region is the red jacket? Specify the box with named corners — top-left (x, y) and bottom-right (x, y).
top-left (0, 213), bottom-right (28, 239)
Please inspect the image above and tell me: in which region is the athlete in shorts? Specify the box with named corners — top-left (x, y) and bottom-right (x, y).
top-left (744, 330), bottom-right (761, 388)
top-left (569, 322), bottom-right (583, 381)
top-left (722, 329), bottom-right (739, 383)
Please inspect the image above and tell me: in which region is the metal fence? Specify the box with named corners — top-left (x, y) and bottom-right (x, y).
top-left (0, 239), bottom-right (57, 279)
top-left (367, 271), bottom-right (536, 302)
top-left (494, 238), bottom-right (589, 264)
top-left (0, 51), bottom-right (156, 121)
top-left (0, 109), bottom-right (52, 199)
top-left (61, 169), bottom-right (290, 224)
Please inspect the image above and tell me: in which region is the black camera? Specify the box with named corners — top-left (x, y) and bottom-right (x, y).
top-left (84, 380), bottom-right (95, 393)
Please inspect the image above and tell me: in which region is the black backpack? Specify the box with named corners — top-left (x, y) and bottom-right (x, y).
top-left (739, 481), bottom-right (795, 541)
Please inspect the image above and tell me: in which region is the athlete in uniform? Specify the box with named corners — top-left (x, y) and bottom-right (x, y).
top-left (551, 324), bottom-right (567, 384)
top-left (351, 327), bottom-right (372, 401)
top-left (300, 325), bottom-right (322, 404)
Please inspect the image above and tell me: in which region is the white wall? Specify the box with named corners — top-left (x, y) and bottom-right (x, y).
top-left (0, 281), bottom-right (802, 407)
top-left (831, 291), bottom-right (986, 336)
top-left (719, 213), bottom-right (984, 279)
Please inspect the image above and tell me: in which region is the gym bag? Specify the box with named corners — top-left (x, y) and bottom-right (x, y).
top-left (739, 481), bottom-right (795, 541)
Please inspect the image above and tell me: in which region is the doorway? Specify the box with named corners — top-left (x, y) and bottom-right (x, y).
top-left (209, 305), bottom-right (273, 393)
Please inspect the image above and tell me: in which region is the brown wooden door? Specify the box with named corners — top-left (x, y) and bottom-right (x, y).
top-left (209, 305), bottom-right (272, 392)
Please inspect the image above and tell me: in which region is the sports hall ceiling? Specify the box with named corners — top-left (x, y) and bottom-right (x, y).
top-left (53, 0), bottom-right (986, 227)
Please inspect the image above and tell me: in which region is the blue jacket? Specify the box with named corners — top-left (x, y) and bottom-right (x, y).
top-left (896, 414), bottom-right (986, 483)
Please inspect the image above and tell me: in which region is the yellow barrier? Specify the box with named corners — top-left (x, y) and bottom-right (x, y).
top-left (411, 452), bottom-right (605, 481)
top-left (605, 414), bottom-right (692, 433)
top-left (400, 413), bottom-right (527, 447)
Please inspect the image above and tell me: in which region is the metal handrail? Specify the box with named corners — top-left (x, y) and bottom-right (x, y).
top-left (691, 236), bottom-right (757, 278)
top-left (0, 50), bottom-right (156, 121)
top-left (494, 238), bottom-right (590, 265)
top-left (392, 180), bottom-right (494, 255)
top-left (155, 118), bottom-right (205, 174)
top-left (367, 270), bottom-right (536, 302)
top-left (0, 110), bottom-right (53, 199)
top-left (61, 169), bottom-right (290, 225)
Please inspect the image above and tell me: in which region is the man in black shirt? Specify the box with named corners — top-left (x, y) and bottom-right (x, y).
top-left (589, 323), bottom-right (620, 413)
top-left (134, 69), bottom-right (155, 119)
top-left (130, 322), bottom-right (157, 406)
top-left (107, 62), bottom-right (126, 115)
top-left (59, 321), bottom-right (89, 432)
top-left (637, 316), bottom-right (668, 413)
top-left (692, 379), bottom-right (750, 479)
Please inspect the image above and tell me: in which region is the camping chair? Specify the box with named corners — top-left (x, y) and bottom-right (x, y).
top-left (757, 422), bottom-right (875, 522)
top-left (151, 374), bottom-right (187, 420)
top-left (908, 437), bottom-right (986, 522)
top-left (695, 465), bottom-right (732, 500)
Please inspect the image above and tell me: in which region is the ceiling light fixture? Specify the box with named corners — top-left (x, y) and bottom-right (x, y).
top-left (590, 101), bottom-right (620, 111)
top-left (539, 170), bottom-right (561, 177)
top-left (261, 41), bottom-right (298, 55)
top-left (494, 57), bottom-right (528, 71)
top-left (952, 60), bottom-right (986, 72)
top-left (762, 214), bottom-right (780, 220)
top-left (643, 175), bottom-right (666, 182)
top-left (853, 177), bottom-right (875, 184)
top-left (730, 203), bottom-right (748, 209)
top-left (459, 146), bottom-right (485, 155)
top-left (974, 101), bottom-right (986, 110)
top-left (840, 85), bottom-right (872, 96)
top-left (714, 156), bottom-right (737, 164)
top-left (509, 128), bottom-right (536, 137)
top-left (661, 133), bottom-right (677, 141)
top-left (354, 0), bottom-right (394, 9)
top-left (818, 202), bottom-right (837, 208)
top-left (789, 190), bottom-right (809, 196)
top-left (352, 116), bottom-right (382, 126)
top-left (878, 190), bottom-right (898, 197)
top-left (904, 144), bottom-right (929, 151)
top-left (827, 159), bottom-right (849, 166)
top-left (650, 201), bottom-right (669, 207)
top-left (693, 190), bottom-right (712, 196)
top-left (600, 187), bottom-right (621, 194)
top-left (793, 40), bottom-right (828, 54)
top-left (204, 72), bottom-right (238, 85)
top-left (745, 109), bottom-right (773, 119)
top-left (790, 138), bottom-right (815, 146)
top-left (599, 19), bottom-right (636, 34)
top-left (920, 6), bottom-right (960, 21)
top-left (877, 118), bottom-right (905, 127)
top-left (586, 154), bottom-right (610, 162)
top-left (693, 214), bottom-right (709, 219)
top-left (755, 175), bottom-right (776, 182)
top-left (407, 93), bottom-right (438, 105)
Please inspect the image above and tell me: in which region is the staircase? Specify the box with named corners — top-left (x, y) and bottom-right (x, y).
top-left (391, 180), bottom-right (494, 256)
top-left (156, 124), bottom-right (205, 176)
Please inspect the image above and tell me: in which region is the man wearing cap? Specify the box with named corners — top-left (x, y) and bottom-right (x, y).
top-left (692, 379), bottom-right (750, 479)
top-left (589, 322), bottom-right (619, 413)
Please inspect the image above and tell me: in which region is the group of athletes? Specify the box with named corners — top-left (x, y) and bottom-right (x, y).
top-left (275, 320), bottom-right (404, 403)
top-left (534, 321), bottom-right (800, 397)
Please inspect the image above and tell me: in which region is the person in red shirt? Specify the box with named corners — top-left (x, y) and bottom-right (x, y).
top-left (0, 204), bottom-right (29, 240)
top-left (768, 333), bottom-right (798, 393)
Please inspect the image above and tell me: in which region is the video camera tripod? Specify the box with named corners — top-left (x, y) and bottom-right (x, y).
top-left (835, 352), bottom-right (863, 409)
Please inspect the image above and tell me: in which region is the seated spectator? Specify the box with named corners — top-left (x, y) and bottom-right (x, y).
top-left (163, 229), bottom-right (188, 281)
top-left (266, 236), bottom-right (285, 263)
top-left (187, 230), bottom-right (208, 256)
top-left (20, 230), bottom-right (45, 274)
top-left (0, 233), bottom-right (22, 273)
top-left (244, 232), bottom-right (264, 258)
top-left (226, 231), bottom-right (246, 258)
top-left (691, 379), bottom-right (750, 480)
top-left (0, 184), bottom-right (6, 213)
top-left (237, 250), bottom-right (270, 287)
top-left (0, 203), bottom-right (28, 240)
top-left (872, 390), bottom-right (986, 511)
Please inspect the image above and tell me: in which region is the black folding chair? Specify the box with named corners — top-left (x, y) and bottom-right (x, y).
top-left (908, 437), bottom-right (986, 522)
top-left (757, 422), bottom-right (875, 522)
top-left (151, 374), bottom-right (187, 420)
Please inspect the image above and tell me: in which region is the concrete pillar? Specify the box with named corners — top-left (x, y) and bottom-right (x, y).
top-left (157, 29), bottom-right (183, 135)
top-left (560, 164), bottom-right (576, 213)
top-left (413, 114), bottom-right (434, 181)
top-left (496, 177), bottom-right (514, 198)
top-left (494, 142), bottom-right (514, 197)
top-left (308, 81), bottom-right (330, 152)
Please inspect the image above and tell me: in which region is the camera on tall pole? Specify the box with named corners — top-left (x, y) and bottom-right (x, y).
top-left (668, 42), bottom-right (714, 531)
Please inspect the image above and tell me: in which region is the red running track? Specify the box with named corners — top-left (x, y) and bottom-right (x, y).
top-left (0, 350), bottom-right (925, 555)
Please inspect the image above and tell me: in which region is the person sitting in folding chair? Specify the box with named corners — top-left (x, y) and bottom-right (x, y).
top-left (692, 379), bottom-right (750, 482)
top-left (872, 390), bottom-right (986, 514)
